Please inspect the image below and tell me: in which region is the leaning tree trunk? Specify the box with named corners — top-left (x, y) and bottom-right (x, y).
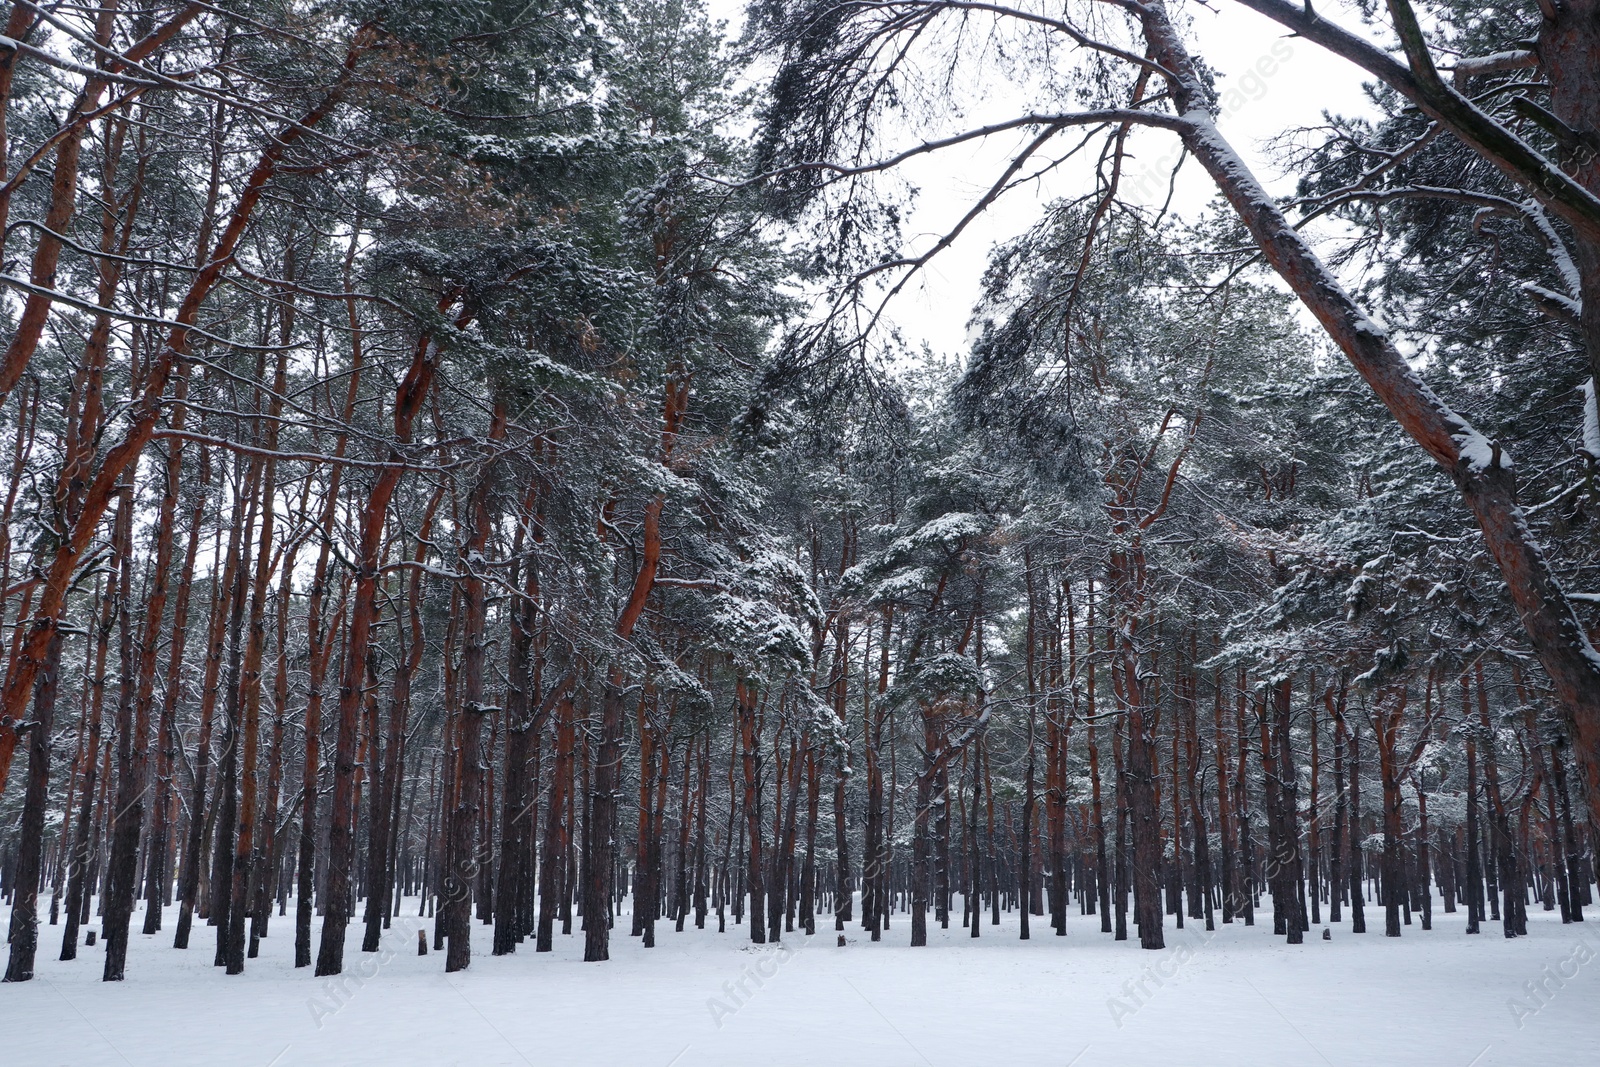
top-left (1140, 0), bottom-right (1600, 827)
top-left (0, 28), bottom-right (373, 797)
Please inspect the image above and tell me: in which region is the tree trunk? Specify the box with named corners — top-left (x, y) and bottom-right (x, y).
top-left (317, 321), bottom-right (440, 977)
top-left (3, 629), bottom-right (63, 982)
top-left (144, 428), bottom-right (205, 937)
top-left (102, 485), bottom-right (146, 980)
top-left (1141, 0), bottom-right (1600, 826)
top-left (0, 30), bottom-right (374, 798)
top-left (737, 676), bottom-right (766, 945)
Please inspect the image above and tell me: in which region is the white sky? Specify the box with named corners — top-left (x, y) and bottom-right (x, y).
top-left (712, 0), bottom-right (1384, 360)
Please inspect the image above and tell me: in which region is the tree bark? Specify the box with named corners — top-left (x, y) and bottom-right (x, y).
top-left (0, 25), bottom-right (376, 796)
top-left (317, 316), bottom-right (441, 977)
top-left (1141, 0), bottom-right (1600, 825)
top-left (3, 629), bottom-right (63, 981)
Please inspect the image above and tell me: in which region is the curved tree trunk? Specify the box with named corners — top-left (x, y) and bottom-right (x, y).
top-left (1141, 0), bottom-right (1600, 826)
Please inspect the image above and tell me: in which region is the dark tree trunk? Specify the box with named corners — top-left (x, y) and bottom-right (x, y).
top-left (1347, 717), bottom-right (1367, 934)
top-left (737, 677), bottom-right (766, 945)
top-left (3, 630), bottom-right (63, 982)
top-left (103, 487), bottom-right (146, 980)
top-left (584, 679), bottom-right (625, 961)
top-left (1272, 678), bottom-right (1305, 943)
top-left (61, 582), bottom-right (115, 961)
top-left (538, 697), bottom-right (573, 952)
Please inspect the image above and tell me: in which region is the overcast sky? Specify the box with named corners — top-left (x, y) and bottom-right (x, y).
top-left (712, 0), bottom-right (1386, 361)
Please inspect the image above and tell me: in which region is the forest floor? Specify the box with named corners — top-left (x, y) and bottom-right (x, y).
top-left (4, 894), bottom-right (1593, 1066)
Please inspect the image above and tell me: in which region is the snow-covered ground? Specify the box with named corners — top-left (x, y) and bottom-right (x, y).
top-left (3, 895), bottom-right (1594, 1066)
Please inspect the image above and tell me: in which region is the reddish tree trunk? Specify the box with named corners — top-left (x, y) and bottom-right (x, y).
top-left (317, 317), bottom-right (441, 977)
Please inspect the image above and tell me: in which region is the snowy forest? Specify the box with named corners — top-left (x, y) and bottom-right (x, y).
top-left (0, 0), bottom-right (1596, 1064)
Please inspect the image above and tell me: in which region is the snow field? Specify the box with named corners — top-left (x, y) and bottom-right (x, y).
top-left (2, 894), bottom-right (1595, 1066)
